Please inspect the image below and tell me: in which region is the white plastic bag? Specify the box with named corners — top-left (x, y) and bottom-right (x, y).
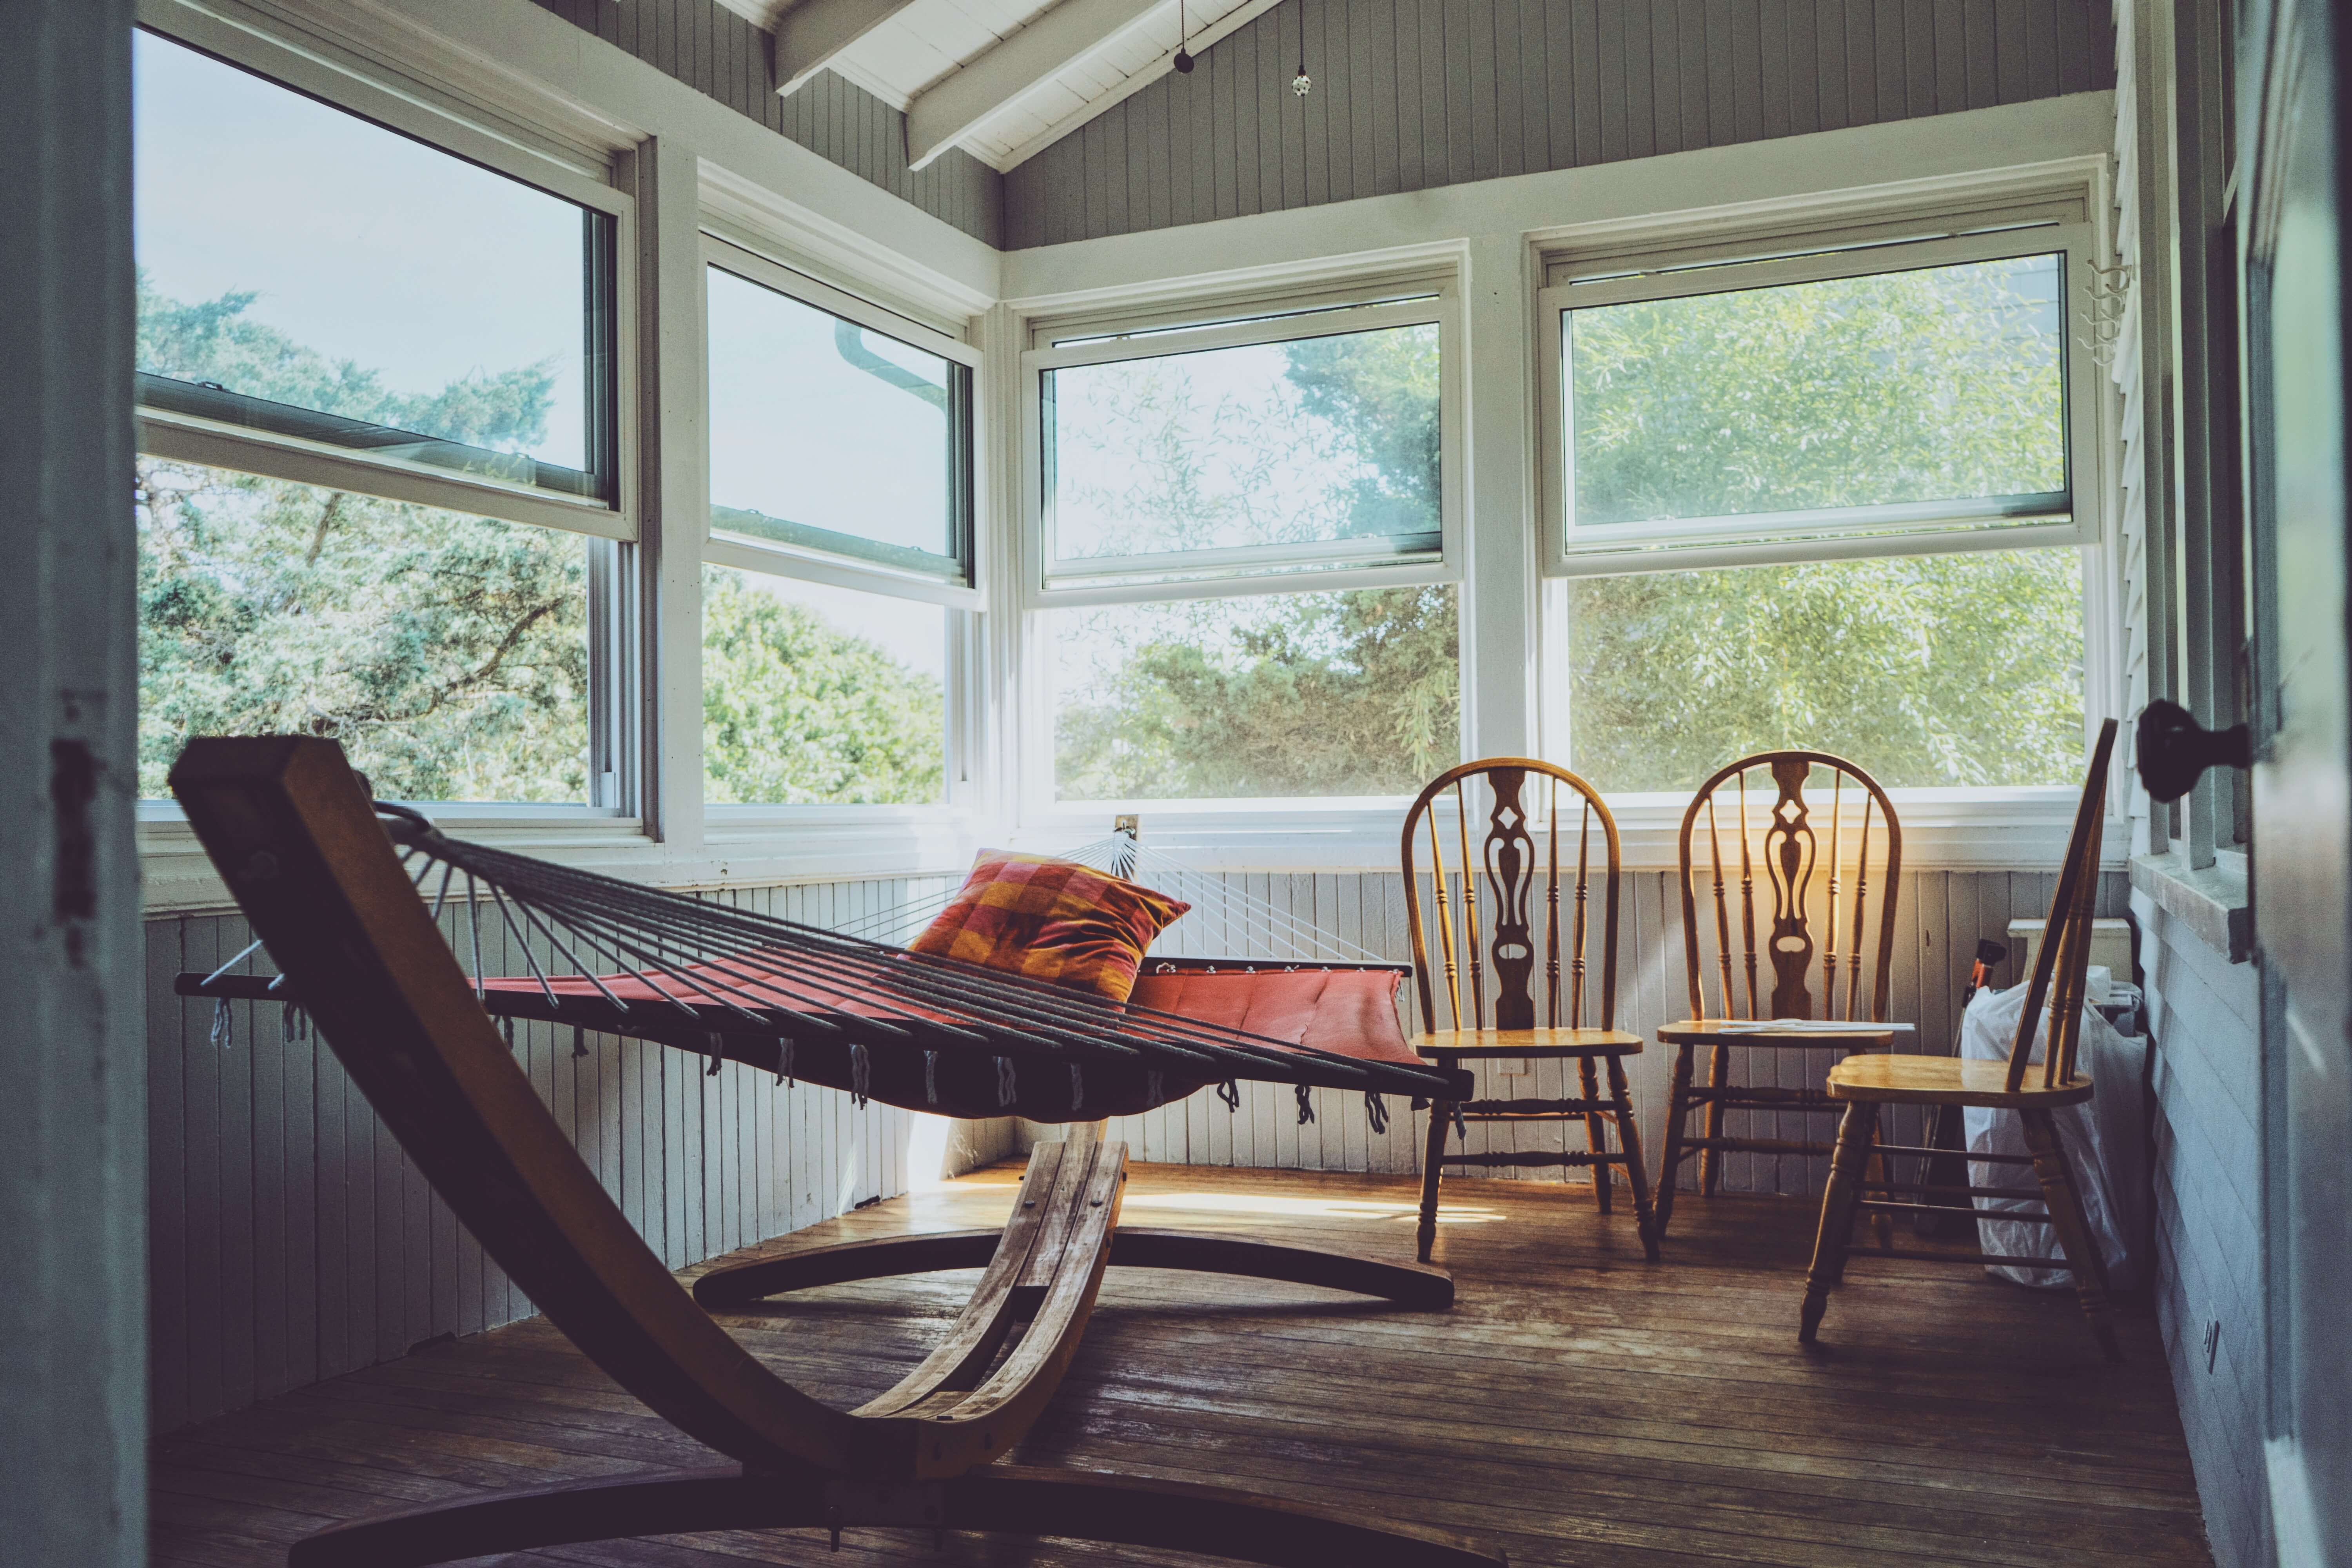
top-left (1956, 983), bottom-right (2147, 1290)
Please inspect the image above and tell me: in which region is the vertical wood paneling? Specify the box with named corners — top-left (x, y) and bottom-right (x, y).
top-left (145, 876), bottom-right (923, 1436)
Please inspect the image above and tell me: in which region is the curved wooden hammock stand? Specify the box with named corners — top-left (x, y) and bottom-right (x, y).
top-left (170, 738), bottom-right (1503, 1568)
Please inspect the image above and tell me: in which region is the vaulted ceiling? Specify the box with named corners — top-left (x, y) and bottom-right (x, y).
top-left (711, 0), bottom-right (1286, 171)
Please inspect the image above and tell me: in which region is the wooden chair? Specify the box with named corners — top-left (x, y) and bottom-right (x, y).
top-left (168, 737), bottom-right (1505, 1567)
top-left (1404, 759), bottom-right (1658, 1264)
top-left (1798, 719), bottom-right (2123, 1361)
top-left (1652, 754), bottom-right (1906, 1241)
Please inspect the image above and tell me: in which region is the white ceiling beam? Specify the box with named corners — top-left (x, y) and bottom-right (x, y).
top-left (905, 0), bottom-right (1169, 171)
top-left (773, 0), bottom-right (924, 97)
top-left (987, 0), bottom-right (1286, 171)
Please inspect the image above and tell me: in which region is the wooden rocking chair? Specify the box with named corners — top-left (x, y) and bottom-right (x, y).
top-left (1652, 753), bottom-right (1907, 1241)
top-left (1797, 719), bottom-right (2123, 1361)
top-left (169, 737), bottom-right (1506, 1566)
top-left (1404, 759), bottom-right (1659, 1265)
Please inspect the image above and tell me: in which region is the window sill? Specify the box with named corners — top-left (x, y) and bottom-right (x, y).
top-left (2129, 847), bottom-right (2253, 964)
top-left (137, 806), bottom-right (978, 916)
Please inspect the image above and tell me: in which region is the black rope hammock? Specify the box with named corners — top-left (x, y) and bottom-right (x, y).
top-left (180, 802), bottom-right (1467, 1125)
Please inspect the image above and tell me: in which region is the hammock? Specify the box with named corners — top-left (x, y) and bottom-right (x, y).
top-left (180, 802), bottom-right (1465, 1123)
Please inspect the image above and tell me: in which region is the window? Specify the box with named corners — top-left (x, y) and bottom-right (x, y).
top-left (1029, 294), bottom-right (1452, 593)
top-left (131, 28), bottom-right (626, 810)
top-left (1049, 585), bottom-right (1459, 802)
top-left (138, 462), bottom-right (595, 802)
top-left (1541, 228), bottom-right (2098, 573)
top-left (1023, 287), bottom-right (1461, 811)
top-left (703, 566), bottom-right (947, 806)
top-left (701, 244), bottom-right (977, 811)
top-left (1538, 218), bottom-right (2104, 800)
top-left (706, 258), bottom-right (972, 583)
top-left (132, 30), bottom-right (620, 512)
top-left (1550, 551), bottom-right (2085, 792)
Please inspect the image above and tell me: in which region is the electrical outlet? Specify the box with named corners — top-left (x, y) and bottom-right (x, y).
top-left (2203, 1318), bottom-right (2221, 1372)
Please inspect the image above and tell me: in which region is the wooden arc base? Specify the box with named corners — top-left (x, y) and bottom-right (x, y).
top-left (286, 1461), bottom-right (1500, 1568)
top-left (296, 1132), bottom-right (1479, 1568)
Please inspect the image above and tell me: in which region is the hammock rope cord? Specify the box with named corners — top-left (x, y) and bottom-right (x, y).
top-left (332, 805), bottom-right (1457, 1111)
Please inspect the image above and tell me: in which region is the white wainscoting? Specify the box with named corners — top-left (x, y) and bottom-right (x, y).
top-left (142, 862), bottom-right (2119, 1434)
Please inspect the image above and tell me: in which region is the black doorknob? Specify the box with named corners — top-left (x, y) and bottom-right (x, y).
top-left (2134, 699), bottom-right (2252, 803)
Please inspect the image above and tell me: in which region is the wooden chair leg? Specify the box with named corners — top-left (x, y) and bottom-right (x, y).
top-left (1416, 1099), bottom-right (1451, 1264)
top-left (1578, 1054), bottom-right (1612, 1214)
top-left (1798, 1101), bottom-right (1878, 1344)
top-left (2018, 1108), bottom-right (2124, 1363)
top-left (1653, 1044), bottom-right (1695, 1239)
top-left (1603, 1055), bottom-right (1660, 1261)
top-left (1699, 1044), bottom-right (1730, 1195)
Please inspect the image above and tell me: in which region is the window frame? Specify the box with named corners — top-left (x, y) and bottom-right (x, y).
top-left (1010, 275), bottom-right (1467, 830)
top-left (701, 236), bottom-right (982, 605)
top-left (695, 237), bottom-right (984, 825)
top-left (130, 18), bottom-right (638, 546)
top-left (1018, 281), bottom-right (1464, 609)
top-left (1535, 217), bottom-right (2107, 577)
top-left (129, 11), bottom-right (639, 823)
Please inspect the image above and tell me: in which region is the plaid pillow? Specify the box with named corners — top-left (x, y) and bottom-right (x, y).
top-left (909, 851), bottom-right (1189, 1003)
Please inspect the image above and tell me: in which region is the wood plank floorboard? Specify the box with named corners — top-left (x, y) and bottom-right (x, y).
top-left (152, 1162), bottom-right (2214, 1567)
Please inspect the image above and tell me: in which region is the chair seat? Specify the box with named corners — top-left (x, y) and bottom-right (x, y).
top-left (1658, 1018), bottom-right (1902, 1049)
top-left (1415, 1027), bottom-right (1643, 1060)
top-left (1826, 1053), bottom-right (2094, 1108)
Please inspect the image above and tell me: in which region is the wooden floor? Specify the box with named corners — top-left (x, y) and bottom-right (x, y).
top-left (152, 1162), bottom-right (2213, 1568)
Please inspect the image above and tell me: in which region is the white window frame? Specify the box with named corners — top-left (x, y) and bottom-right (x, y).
top-left (1019, 280), bottom-right (1463, 608)
top-left (1530, 192), bottom-right (2124, 838)
top-left (696, 236), bottom-right (986, 830)
top-left (131, 3), bottom-right (643, 829)
top-left (1536, 209), bottom-right (2104, 577)
top-left (131, 11), bottom-right (639, 545)
top-left (1010, 274), bottom-right (1467, 837)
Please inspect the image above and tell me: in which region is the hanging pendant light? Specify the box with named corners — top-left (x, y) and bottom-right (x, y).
top-left (1173, 0), bottom-right (1194, 73)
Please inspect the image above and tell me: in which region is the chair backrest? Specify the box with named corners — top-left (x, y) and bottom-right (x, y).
top-left (1399, 758), bottom-right (1620, 1034)
top-left (2005, 719), bottom-right (2120, 1092)
top-left (1675, 753), bottom-right (1902, 1023)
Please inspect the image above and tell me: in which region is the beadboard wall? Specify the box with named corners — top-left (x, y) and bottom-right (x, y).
top-left (143, 861), bottom-right (2123, 1435)
top-left (1003, 0), bottom-right (2116, 247)
top-left (142, 875), bottom-right (983, 1437)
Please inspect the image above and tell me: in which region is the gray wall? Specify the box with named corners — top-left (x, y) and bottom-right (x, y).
top-left (1006, 0), bottom-right (2116, 247)
top-left (524, 0), bottom-right (1004, 245)
top-left (142, 877), bottom-right (958, 1436)
top-left (2136, 899), bottom-right (2265, 1568)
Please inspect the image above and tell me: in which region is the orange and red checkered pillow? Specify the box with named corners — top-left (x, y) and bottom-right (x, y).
top-left (909, 851), bottom-right (1189, 1003)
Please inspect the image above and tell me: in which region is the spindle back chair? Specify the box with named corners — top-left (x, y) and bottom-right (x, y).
top-left (1653, 753), bottom-right (1907, 1240)
top-left (1797, 720), bottom-right (2122, 1360)
top-left (1400, 759), bottom-right (1657, 1263)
